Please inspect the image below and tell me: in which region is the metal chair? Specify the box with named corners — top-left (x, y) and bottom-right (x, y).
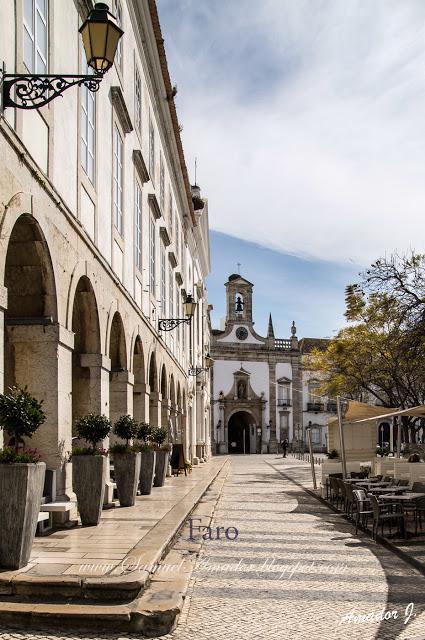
top-left (369, 494), bottom-right (404, 540)
top-left (352, 489), bottom-right (372, 534)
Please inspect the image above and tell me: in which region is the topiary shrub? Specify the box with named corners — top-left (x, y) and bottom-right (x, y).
top-left (113, 415), bottom-right (139, 448)
top-left (74, 414), bottom-right (111, 453)
top-left (0, 386), bottom-right (46, 455)
top-left (151, 426), bottom-right (167, 448)
top-left (327, 449), bottom-right (339, 459)
top-left (137, 422), bottom-right (152, 443)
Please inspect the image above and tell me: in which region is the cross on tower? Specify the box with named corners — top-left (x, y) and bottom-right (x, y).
top-left (237, 263), bottom-right (241, 274)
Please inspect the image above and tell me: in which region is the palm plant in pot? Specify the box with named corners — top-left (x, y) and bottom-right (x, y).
top-left (0, 386), bottom-right (46, 569)
top-left (152, 426), bottom-right (171, 487)
top-left (72, 414), bottom-right (111, 526)
top-left (137, 422), bottom-right (156, 495)
top-left (111, 415), bottom-right (141, 507)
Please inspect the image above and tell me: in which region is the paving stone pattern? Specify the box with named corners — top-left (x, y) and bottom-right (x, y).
top-left (2, 455), bottom-right (425, 639)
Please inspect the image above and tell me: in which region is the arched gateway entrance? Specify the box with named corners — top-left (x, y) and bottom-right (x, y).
top-left (228, 411), bottom-right (256, 454)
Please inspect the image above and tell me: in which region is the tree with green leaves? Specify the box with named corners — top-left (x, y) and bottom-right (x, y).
top-left (0, 386), bottom-right (46, 453)
top-left (308, 253), bottom-right (425, 443)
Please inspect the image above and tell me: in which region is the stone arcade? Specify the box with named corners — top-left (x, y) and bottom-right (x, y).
top-left (0, 0), bottom-right (212, 520)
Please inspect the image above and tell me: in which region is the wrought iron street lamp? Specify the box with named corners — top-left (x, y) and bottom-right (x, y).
top-left (188, 352), bottom-right (214, 376)
top-left (1, 3), bottom-right (123, 111)
top-left (158, 294), bottom-right (197, 332)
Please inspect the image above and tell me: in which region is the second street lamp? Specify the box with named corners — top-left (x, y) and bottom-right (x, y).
top-left (158, 294), bottom-right (197, 332)
top-left (1, 3), bottom-right (123, 111)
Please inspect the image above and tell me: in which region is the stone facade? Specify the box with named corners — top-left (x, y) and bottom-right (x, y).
top-left (0, 0), bottom-right (211, 504)
top-left (211, 275), bottom-right (334, 453)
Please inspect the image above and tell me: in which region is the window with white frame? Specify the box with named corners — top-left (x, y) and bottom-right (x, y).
top-left (113, 125), bottom-right (123, 234)
top-left (175, 219), bottom-right (180, 259)
top-left (159, 154), bottom-right (165, 212)
top-left (135, 182), bottom-right (142, 271)
top-left (277, 380), bottom-right (290, 406)
top-left (134, 66), bottom-right (142, 134)
top-left (168, 194), bottom-right (173, 239)
top-left (279, 413), bottom-right (289, 431)
top-left (23, 0), bottom-right (48, 74)
top-left (169, 265), bottom-right (174, 319)
top-left (149, 215), bottom-right (156, 295)
top-left (81, 50), bottom-right (95, 183)
top-left (113, 0), bottom-right (123, 70)
top-left (149, 117), bottom-right (155, 183)
top-left (161, 242), bottom-right (166, 315)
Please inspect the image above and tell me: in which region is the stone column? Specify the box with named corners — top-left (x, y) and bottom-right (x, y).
top-left (5, 323), bottom-right (74, 504)
top-left (77, 353), bottom-right (111, 418)
top-left (291, 361), bottom-right (303, 450)
top-left (218, 403), bottom-right (227, 454)
top-left (109, 370), bottom-right (134, 426)
top-left (78, 353), bottom-right (113, 506)
top-left (149, 391), bottom-right (162, 427)
top-left (161, 398), bottom-right (170, 434)
top-left (0, 285), bottom-right (6, 449)
top-left (267, 361), bottom-right (278, 453)
top-left (133, 382), bottom-right (150, 423)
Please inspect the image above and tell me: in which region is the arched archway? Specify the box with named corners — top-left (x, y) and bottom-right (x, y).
top-left (5, 214), bottom-right (58, 390)
top-left (3, 215), bottom-right (70, 484)
top-left (228, 411), bottom-right (256, 454)
top-left (160, 364), bottom-right (168, 431)
top-left (133, 336), bottom-right (146, 422)
top-left (148, 352), bottom-right (160, 426)
top-left (71, 275), bottom-right (102, 428)
top-left (109, 312), bottom-right (129, 426)
top-left (169, 374), bottom-right (176, 441)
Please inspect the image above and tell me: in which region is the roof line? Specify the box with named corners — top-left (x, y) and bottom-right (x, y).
top-left (147, 0), bottom-right (196, 226)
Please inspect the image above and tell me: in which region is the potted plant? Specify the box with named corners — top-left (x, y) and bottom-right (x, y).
top-left (72, 414), bottom-right (111, 526)
top-left (152, 426), bottom-right (170, 487)
top-left (327, 449), bottom-right (339, 459)
top-left (110, 415), bottom-right (141, 507)
top-left (0, 386), bottom-right (46, 569)
top-left (137, 423), bottom-right (156, 495)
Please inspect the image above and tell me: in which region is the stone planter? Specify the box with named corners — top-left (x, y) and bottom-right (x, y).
top-left (0, 462), bottom-right (46, 569)
top-left (139, 449), bottom-right (156, 495)
top-left (114, 452), bottom-right (141, 507)
top-left (154, 449), bottom-right (170, 487)
top-left (72, 455), bottom-right (107, 526)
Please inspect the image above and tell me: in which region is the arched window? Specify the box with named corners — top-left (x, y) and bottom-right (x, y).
top-left (235, 292), bottom-right (244, 315)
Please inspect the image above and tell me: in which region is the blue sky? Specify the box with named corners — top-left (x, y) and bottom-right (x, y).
top-left (207, 231), bottom-right (360, 338)
top-left (157, 1), bottom-right (425, 336)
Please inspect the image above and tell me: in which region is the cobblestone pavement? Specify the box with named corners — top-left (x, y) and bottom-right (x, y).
top-left (2, 455), bottom-right (425, 640)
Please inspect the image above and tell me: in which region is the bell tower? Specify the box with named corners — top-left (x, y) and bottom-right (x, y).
top-left (225, 274), bottom-right (254, 328)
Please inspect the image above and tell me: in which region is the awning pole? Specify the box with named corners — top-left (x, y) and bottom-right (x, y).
top-left (306, 427), bottom-right (317, 490)
top-left (396, 416), bottom-right (401, 458)
top-left (337, 396), bottom-right (347, 479)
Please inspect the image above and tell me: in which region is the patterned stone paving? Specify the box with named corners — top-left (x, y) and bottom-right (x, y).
top-left (2, 455), bottom-right (425, 639)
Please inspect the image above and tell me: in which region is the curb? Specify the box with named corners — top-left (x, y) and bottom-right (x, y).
top-left (0, 458), bottom-right (230, 632)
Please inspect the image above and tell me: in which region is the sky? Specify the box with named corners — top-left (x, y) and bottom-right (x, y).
top-left (157, 0), bottom-right (425, 337)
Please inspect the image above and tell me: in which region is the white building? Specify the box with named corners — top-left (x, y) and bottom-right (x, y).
top-left (211, 275), bottom-right (333, 453)
top-left (0, 0), bottom-right (211, 507)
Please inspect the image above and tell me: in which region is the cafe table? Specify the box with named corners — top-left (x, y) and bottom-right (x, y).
top-left (380, 492), bottom-right (425, 501)
top-left (367, 486), bottom-right (405, 494)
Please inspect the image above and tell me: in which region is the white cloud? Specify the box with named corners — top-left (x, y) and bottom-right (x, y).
top-left (159, 0), bottom-right (425, 265)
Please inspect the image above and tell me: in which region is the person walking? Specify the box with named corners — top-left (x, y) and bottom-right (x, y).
top-left (281, 438), bottom-right (288, 458)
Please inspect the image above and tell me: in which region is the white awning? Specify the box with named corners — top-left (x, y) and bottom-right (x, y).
top-left (351, 405), bottom-right (425, 424)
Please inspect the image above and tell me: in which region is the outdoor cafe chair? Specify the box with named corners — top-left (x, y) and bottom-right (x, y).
top-left (352, 489), bottom-right (372, 534)
top-left (369, 494), bottom-right (404, 540)
top-left (398, 479), bottom-right (410, 487)
top-left (336, 478), bottom-right (348, 512)
top-left (410, 496), bottom-right (425, 536)
top-left (344, 482), bottom-right (355, 518)
top-left (329, 476), bottom-right (343, 507)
